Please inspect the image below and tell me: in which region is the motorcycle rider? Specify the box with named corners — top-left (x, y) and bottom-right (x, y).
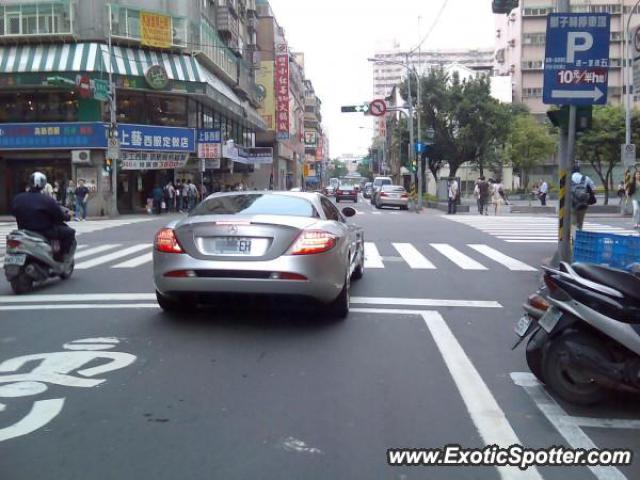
top-left (10, 172), bottom-right (76, 259)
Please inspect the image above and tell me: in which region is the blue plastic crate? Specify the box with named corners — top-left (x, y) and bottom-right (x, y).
top-left (574, 231), bottom-right (640, 270)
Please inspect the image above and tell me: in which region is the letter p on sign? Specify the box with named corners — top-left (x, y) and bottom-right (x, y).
top-left (567, 32), bottom-right (593, 63)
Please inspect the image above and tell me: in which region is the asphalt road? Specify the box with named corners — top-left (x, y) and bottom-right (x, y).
top-left (0, 197), bottom-right (638, 480)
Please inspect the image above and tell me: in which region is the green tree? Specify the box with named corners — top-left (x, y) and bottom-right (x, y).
top-left (401, 70), bottom-right (512, 182)
top-left (575, 105), bottom-right (640, 205)
top-left (356, 161), bottom-right (372, 179)
top-left (504, 114), bottom-right (556, 190)
top-left (329, 159), bottom-right (348, 178)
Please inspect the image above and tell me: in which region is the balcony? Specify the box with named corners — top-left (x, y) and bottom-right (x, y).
top-left (0, 0), bottom-right (78, 42)
top-left (109, 4), bottom-right (187, 48)
top-left (236, 60), bottom-right (261, 107)
top-left (216, 4), bottom-right (240, 46)
top-left (198, 18), bottom-right (238, 85)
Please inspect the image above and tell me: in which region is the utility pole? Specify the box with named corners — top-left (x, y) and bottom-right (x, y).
top-left (405, 54), bottom-right (415, 195)
top-left (416, 19), bottom-right (423, 211)
top-left (107, 4), bottom-right (119, 217)
top-left (557, 0), bottom-right (573, 263)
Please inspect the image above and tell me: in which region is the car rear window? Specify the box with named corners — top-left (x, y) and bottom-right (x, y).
top-left (339, 184), bottom-right (355, 191)
top-left (190, 194), bottom-right (318, 218)
top-left (374, 178), bottom-right (392, 187)
top-left (382, 185), bottom-right (405, 192)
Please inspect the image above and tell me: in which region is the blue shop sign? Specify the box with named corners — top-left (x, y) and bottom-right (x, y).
top-left (0, 122), bottom-right (108, 150)
top-left (197, 129), bottom-right (222, 144)
top-left (118, 124), bottom-right (196, 152)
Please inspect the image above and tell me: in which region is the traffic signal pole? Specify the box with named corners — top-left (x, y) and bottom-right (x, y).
top-left (107, 5), bottom-right (119, 217)
top-left (557, 0), bottom-right (572, 263)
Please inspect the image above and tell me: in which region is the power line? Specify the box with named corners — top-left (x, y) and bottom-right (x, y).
top-left (408, 0), bottom-right (450, 55)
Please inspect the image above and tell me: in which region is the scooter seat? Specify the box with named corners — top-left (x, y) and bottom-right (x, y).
top-left (573, 263), bottom-right (640, 303)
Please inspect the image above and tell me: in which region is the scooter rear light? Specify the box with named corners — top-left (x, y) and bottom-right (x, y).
top-left (543, 274), bottom-right (571, 300)
top-left (528, 294), bottom-right (550, 311)
top-left (6, 239), bottom-right (21, 249)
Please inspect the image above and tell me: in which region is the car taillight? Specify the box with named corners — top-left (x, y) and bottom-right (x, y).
top-left (155, 228), bottom-right (184, 254)
top-left (336, 190), bottom-right (342, 195)
top-left (6, 239), bottom-right (21, 249)
top-left (380, 192), bottom-right (388, 197)
top-left (289, 230), bottom-right (337, 255)
top-left (401, 193), bottom-right (409, 199)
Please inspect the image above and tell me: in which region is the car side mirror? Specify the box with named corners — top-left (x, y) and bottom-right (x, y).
top-left (341, 207), bottom-right (356, 218)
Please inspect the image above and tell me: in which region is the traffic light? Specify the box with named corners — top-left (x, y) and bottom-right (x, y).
top-left (104, 158), bottom-right (112, 174)
top-left (492, 0), bottom-right (518, 14)
top-left (547, 106), bottom-right (592, 133)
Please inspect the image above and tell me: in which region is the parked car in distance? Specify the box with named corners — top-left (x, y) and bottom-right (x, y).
top-left (374, 185), bottom-right (409, 210)
top-left (363, 182), bottom-right (373, 199)
top-left (335, 184), bottom-right (358, 203)
top-left (371, 176), bottom-right (393, 205)
top-left (323, 185), bottom-right (336, 197)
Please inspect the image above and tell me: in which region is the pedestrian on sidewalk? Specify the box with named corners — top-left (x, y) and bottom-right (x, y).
top-left (175, 180), bottom-right (182, 212)
top-left (491, 178), bottom-right (505, 215)
top-left (152, 185), bottom-right (163, 215)
top-left (74, 179), bottom-right (90, 221)
top-left (164, 181), bottom-right (175, 212)
top-left (571, 165), bottom-right (596, 231)
top-left (477, 176), bottom-right (490, 215)
top-left (630, 170), bottom-right (640, 229)
top-left (447, 177), bottom-right (459, 215)
top-left (538, 179), bottom-right (549, 206)
top-left (473, 179), bottom-right (481, 213)
top-left (65, 180), bottom-right (76, 214)
top-left (617, 180), bottom-right (626, 206)
top-left (186, 180), bottom-right (198, 211)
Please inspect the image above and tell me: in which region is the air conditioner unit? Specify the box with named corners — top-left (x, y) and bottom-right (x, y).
top-left (72, 150), bottom-right (91, 164)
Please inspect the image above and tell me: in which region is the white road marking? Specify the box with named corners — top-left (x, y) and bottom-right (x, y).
top-left (468, 245), bottom-right (537, 272)
top-left (364, 242), bottom-right (384, 269)
top-left (512, 372), bottom-right (627, 480)
top-left (504, 240), bottom-right (557, 244)
top-left (351, 297), bottom-right (502, 308)
top-left (0, 304), bottom-right (159, 311)
top-left (281, 436), bottom-right (324, 455)
top-left (371, 211), bottom-right (382, 215)
top-left (426, 315), bottom-right (542, 480)
top-left (73, 244), bottom-right (122, 260)
top-left (392, 243), bottom-right (436, 269)
top-left (112, 252), bottom-right (153, 269)
top-left (0, 399), bottom-right (65, 442)
top-left (0, 293), bottom-right (155, 304)
top-left (572, 417), bottom-right (640, 430)
top-left (430, 244), bottom-right (488, 271)
top-left (75, 244), bottom-right (151, 270)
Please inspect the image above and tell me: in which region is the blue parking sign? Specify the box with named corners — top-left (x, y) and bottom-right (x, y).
top-left (543, 13), bottom-right (610, 106)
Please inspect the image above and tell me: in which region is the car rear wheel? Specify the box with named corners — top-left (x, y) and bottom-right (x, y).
top-left (327, 276), bottom-right (349, 319)
top-left (156, 291), bottom-right (182, 313)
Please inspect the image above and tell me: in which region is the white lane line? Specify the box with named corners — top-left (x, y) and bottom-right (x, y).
top-left (430, 244), bottom-right (488, 271)
top-left (73, 244), bottom-right (122, 260)
top-left (351, 297), bottom-right (502, 308)
top-left (392, 243), bottom-right (436, 269)
top-left (504, 240), bottom-right (557, 244)
top-left (364, 242), bottom-right (384, 269)
top-left (371, 212), bottom-right (382, 215)
top-left (0, 304), bottom-right (159, 311)
top-left (468, 245), bottom-right (537, 272)
top-left (572, 417), bottom-right (640, 429)
top-left (0, 293), bottom-right (155, 303)
top-left (75, 244), bottom-right (152, 270)
top-left (512, 372), bottom-right (627, 480)
top-left (112, 252), bottom-right (153, 269)
top-left (426, 314), bottom-right (542, 480)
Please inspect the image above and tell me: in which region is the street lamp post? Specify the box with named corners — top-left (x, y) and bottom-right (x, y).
top-left (107, 5), bottom-right (119, 217)
top-left (625, 0), bottom-right (640, 146)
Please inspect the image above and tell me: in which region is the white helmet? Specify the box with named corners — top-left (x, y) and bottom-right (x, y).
top-left (29, 171), bottom-right (47, 192)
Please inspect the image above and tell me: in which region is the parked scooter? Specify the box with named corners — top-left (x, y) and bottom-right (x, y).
top-left (4, 209), bottom-right (76, 294)
top-left (514, 262), bottom-right (640, 405)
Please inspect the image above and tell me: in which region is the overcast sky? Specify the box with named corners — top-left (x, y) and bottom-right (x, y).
top-left (268, 0), bottom-right (497, 158)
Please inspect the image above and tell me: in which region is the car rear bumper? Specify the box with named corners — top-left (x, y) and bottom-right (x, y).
top-left (153, 250), bottom-right (345, 303)
top-left (379, 198), bottom-right (408, 207)
top-left (336, 195), bottom-right (357, 201)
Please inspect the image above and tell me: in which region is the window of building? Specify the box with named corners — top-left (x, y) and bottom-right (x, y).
top-left (0, 91), bottom-right (78, 123)
top-left (0, 2), bottom-right (71, 36)
top-left (147, 95), bottom-right (187, 127)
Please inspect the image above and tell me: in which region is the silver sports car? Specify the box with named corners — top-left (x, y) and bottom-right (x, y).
top-left (153, 191), bottom-right (365, 318)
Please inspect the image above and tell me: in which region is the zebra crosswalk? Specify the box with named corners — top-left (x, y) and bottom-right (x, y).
top-left (1, 240), bottom-right (536, 274)
top-left (445, 215), bottom-right (638, 243)
top-left (364, 242), bottom-right (537, 272)
top-left (0, 217), bottom-right (155, 254)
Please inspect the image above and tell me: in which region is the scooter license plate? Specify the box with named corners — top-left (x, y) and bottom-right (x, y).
top-left (539, 307), bottom-right (562, 333)
top-left (514, 315), bottom-right (533, 337)
top-left (4, 254), bottom-right (26, 266)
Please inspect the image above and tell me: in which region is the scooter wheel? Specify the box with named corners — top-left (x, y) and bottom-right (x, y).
top-left (11, 274), bottom-right (33, 295)
top-left (542, 330), bottom-right (609, 406)
top-left (60, 261), bottom-right (74, 280)
top-left (525, 327), bottom-right (547, 382)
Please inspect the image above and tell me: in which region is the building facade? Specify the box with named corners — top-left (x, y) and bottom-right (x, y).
top-left (0, 0), bottom-right (268, 215)
top-left (303, 78), bottom-right (325, 188)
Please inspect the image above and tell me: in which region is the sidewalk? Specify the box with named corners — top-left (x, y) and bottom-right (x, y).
top-left (0, 213), bottom-right (159, 223)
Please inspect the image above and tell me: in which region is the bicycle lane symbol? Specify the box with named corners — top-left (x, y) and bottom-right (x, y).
top-left (0, 337), bottom-right (136, 442)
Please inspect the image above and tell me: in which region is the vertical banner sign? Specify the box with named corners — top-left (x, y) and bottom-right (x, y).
top-left (275, 43), bottom-right (290, 141)
top-left (256, 61), bottom-right (275, 130)
top-left (140, 11), bottom-right (172, 49)
top-left (316, 137), bottom-right (324, 162)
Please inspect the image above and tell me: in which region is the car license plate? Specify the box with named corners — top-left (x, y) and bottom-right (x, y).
top-left (539, 307), bottom-right (562, 333)
top-left (4, 254), bottom-right (26, 266)
top-left (514, 315), bottom-right (533, 337)
top-left (214, 238), bottom-right (252, 255)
